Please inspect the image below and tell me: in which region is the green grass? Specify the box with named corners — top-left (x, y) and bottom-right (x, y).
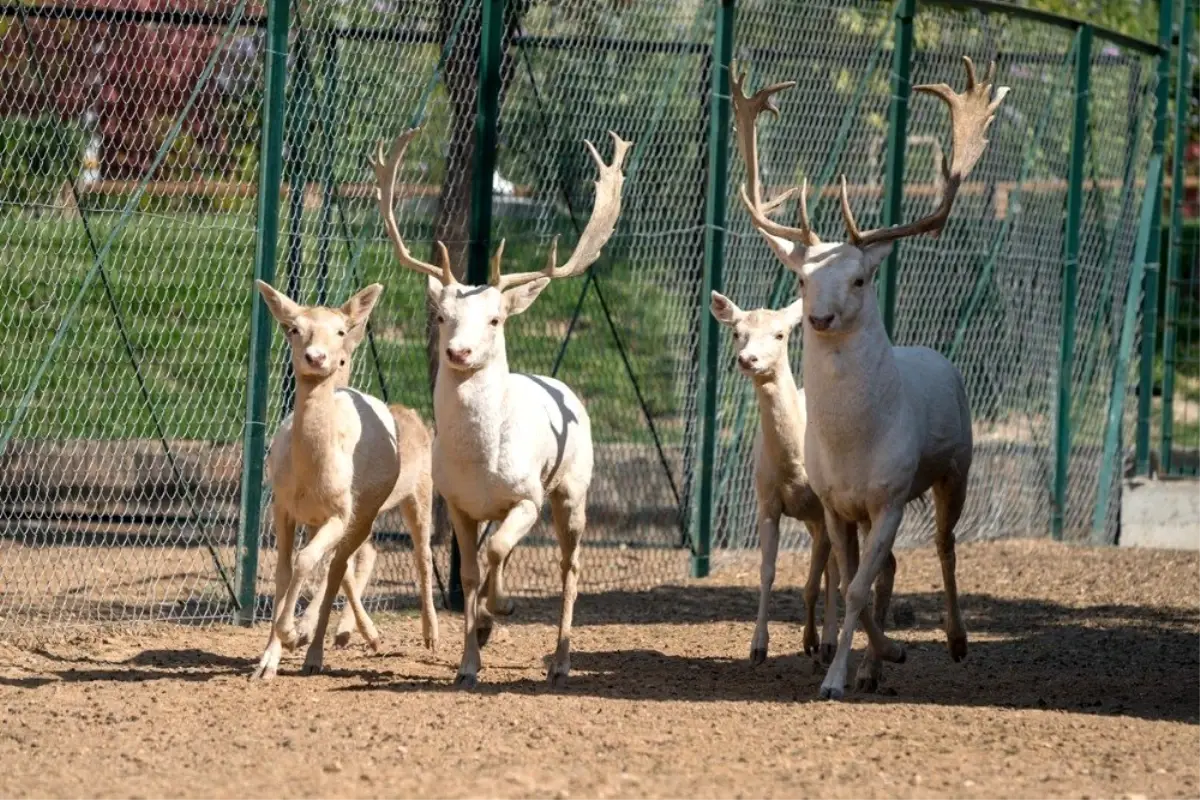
top-left (0, 210), bottom-right (691, 445)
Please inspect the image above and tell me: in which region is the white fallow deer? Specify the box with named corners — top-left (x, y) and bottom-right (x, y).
top-left (709, 289), bottom-right (901, 672)
top-left (369, 125), bottom-right (630, 688)
top-left (250, 282), bottom-right (437, 680)
top-left (735, 57), bottom-right (1008, 699)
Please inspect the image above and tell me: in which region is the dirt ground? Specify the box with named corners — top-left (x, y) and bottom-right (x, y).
top-left (0, 540), bottom-right (1197, 800)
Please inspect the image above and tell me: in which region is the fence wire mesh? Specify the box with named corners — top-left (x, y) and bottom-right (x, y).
top-left (0, 0), bottom-right (1176, 633)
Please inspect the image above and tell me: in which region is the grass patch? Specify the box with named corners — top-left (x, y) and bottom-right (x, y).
top-left (0, 210), bottom-right (693, 445)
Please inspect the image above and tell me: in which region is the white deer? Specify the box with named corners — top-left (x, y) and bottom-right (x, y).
top-left (250, 281), bottom-right (437, 680)
top-left (369, 125), bottom-right (630, 688)
top-left (736, 57), bottom-right (1008, 699)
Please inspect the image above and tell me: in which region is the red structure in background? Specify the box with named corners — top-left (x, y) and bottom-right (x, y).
top-left (0, 0), bottom-right (262, 181)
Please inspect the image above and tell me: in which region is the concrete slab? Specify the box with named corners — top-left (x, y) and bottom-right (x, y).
top-left (1120, 477), bottom-right (1200, 550)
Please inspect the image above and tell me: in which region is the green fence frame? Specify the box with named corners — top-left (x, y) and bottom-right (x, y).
top-left (1160, 0), bottom-right (1196, 476)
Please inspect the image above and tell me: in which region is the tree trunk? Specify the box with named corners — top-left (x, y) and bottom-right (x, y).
top-left (427, 0), bottom-right (521, 548)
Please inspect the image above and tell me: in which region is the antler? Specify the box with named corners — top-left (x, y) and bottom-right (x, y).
top-left (369, 126), bottom-right (456, 285)
top-left (838, 56), bottom-right (1010, 249)
top-left (491, 132), bottom-right (632, 291)
top-left (730, 61), bottom-right (822, 247)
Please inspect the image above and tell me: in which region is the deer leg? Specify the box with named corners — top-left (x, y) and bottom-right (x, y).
top-left (547, 489), bottom-right (585, 688)
top-left (933, 477), bottom-right (969, 662)
top-left (301, 526), bottom-right (365, 676)
top-left (447, 503), bottom-right (483, 689)
top-left (252, 503), bottom-right (294, 681)
top-left (333, 542), bottom-right (375, 647)
top-left (483, 499), bottom-right (539, 619)
top-left (798, 516), bottom-right (823, 662)
top-left (400, 477), bottom-right (439, 652)
top-left (750, 502), bottom-right (782, 666)
top-left (855, 550), bottom-right (897, 693)
top-left (335, 542), bottom-right (382, 653)
top-left (820, 542), bottom-right (840, 667)
top-left (820, 505), bottom-right (906, 701)
top-left (274, 517), bottom-right (345, 651)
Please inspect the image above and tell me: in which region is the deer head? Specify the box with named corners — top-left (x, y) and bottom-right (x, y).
top-left (370, 127), bottom-right (631, 372)
top-left (255, 280), bottom-right (383, 381)
top-left (734, 57), bottom-right (1009, 336)
top-left (710, 290), bottom-right (805, 380)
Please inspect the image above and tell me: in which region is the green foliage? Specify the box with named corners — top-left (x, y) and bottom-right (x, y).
top-left (0, 116), bottom-right (85, 212)
top-left (1019, 0), bottom-right (1159, 40)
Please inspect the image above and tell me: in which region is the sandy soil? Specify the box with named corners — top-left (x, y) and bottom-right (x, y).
top-left (0, 540), bottom-right (1197, 799)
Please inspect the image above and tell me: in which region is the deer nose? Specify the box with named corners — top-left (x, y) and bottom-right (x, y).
top-left (303, 349), bottom-right (327, 368)
top-left (446, 346), bottom-right (472, 365)
top-left (808, 314), bottom-right (835, 332)
top-left (737, 353), bottom-right (758, 370)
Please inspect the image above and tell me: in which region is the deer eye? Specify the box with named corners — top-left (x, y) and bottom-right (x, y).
top-left (489, 317), bottom-right (500, 327)
top-left (337, 329), bottom-right (346, 337)
top-left (853, 277), bottom-right (865, 288)
top-left (287, 325), bottom-right (300, 337)
top-left (436, 314), bottom-right (445, 324)
top-left (775, 332), bottom-right (785, 340)
top-left (797, 277), bottom-right (806, 289)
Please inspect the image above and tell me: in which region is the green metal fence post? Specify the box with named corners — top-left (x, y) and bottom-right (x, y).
top-left (1052, 23), bottom-right (1092, 541)
top-left (445, 0), bottom-right (505, 611)
top-left (315, 30), bottom-right (340, 306)
top-left (1136, 0), bottom-right (1176, 474)
top-left (1093, 154), bottom-right (1164, 541)
top-left (236, 0), bottom-right (291, 624)
top-left (879, 0), bottom-right (915, 338)
top-left (692, 0), bottom-right (735, 579)
top-left (1160, 0), bottom-right (1195, 475)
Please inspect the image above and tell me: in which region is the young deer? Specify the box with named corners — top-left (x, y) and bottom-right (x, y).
top-left (369, 125), bottom-right (630, 688)
top-left (735, 57), bottom-right (1007, 699)
top-left (709, 289), bottom-right (900, 672)
top-left (250, 282), bottom-right (437, 680)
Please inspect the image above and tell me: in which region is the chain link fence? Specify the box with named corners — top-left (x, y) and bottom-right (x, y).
top-left (0, 0), bottom-right (1180, 633)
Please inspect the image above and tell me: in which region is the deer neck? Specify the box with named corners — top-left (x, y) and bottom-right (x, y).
top-left (290, 373), bottom-right (341, 469)
top-left (434, 352), bottom-right (510, 462)
top-left (331, 357), bottom-right (353, 389)
top-left (801, 314), bottom-right (903, 447)
top-left (752, 362), bottom-right (805, 467)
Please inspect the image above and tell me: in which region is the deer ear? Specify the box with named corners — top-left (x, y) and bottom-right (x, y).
top-left (341, 283), bottom-right (384, 327)
top-left (504, 277), bottom-right (550, 317)
top-left (426, 274), bottom-right (444, 304)
top-left (860, 242), bottom-right (892, 277)
top-left (256, 279), bottom-right (302, 326)
top-left (782, 296), bottom-right (806, 329)
top-left (710, 291), bottom-right (743, 326)
top-left (756, 230), bottom-right (809, 275)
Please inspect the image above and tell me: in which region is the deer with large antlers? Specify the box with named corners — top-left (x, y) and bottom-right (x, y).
top-left (733, 57), bottom-right (1009, 700)
top-left (370, 125), bottom-right (630, 688)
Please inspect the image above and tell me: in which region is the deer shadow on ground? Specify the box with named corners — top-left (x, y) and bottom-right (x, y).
top-left (0, 647), bottom-right (256, 686)
top-left (337, 585), bottom-right (1199, 724)
top-left (4, 585), bottom-right (1196, 724)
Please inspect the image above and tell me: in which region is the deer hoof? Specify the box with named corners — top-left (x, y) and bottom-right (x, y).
top-left (948, 634), bottom-right (968, 662)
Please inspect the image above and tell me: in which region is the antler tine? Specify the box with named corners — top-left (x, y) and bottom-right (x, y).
top-left (488, 238), bottom-right (506, 287)
top-left (730, 60), bottom-right (821, 246)
top-left (493, 133), bottom-right (631, 291)
top-left (841, 55), bottom-right (1010, 249)
top-left (369, 126), bottom-right (455, 285)
top-left (843, 57), bottom-right (1011, 248)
